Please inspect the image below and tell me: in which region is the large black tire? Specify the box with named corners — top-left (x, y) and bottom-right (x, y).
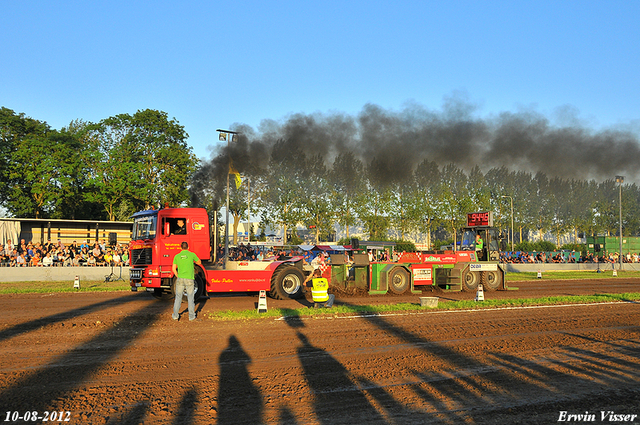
top-left (388, 267), bottom-right (410, 294)
top-left (462, 268), bottom-right (481, 292)
top-left (269, 267), bottom-right (305, 300)
top-left (172, 274), bottom-right (206, 302)
top-left (483, 270), bottom-right (503, 291)
top-left (193, 273), bottom-right (206, 300)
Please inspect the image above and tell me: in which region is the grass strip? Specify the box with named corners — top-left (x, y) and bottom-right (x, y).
top-left (206, 292), bottom-right (640, 321)
top-left (1, 269), bottom-right (639, 295)
top-left (508, 270), bottom-right (640, 281)
top-left (3, 269), bottom-right (638, 293)
top-left (0, 280), bottom-right (131, 294)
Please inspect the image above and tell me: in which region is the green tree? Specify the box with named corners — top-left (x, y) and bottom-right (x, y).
top-left (547, 177), bottom-right (573, 246)
top-left (436, 163), bottom-right (473, 248)
top-left (485, 166), bottom-right (515, 241)
top-left (623, 183), bottom-right (640, 236)
top-left (127, 109), bottom-right (197, 207)
top-left (229, 182), bottom-right (248, 245)
top-left (355, 186), bottom-right (392, 240)
top-left (512, 170), bottom-right (535, 243)
top-left (410, 159), bottom-right (441, 248)
top-left (86, 109), bottom-right (197, 219)
top-left (527, 172), bottom-right (552, 241)
top-left (566, 179), bottom-right (596, 243)
top-left (6, 129), bottom-right (85, 218)
top-left (259, 139), bottom-right (307, 244)
top-left (0, 108), bottom-right (50, 216)
top-left (54, 121), bottom-right (104, 220)
top-left (467, 165), bottom-right (491, 212)
top-left (8, 133), bottom-right (56, 217)
top-left (354, 157), bottom-right (395, 240)
top-left (301, 155), bottom-right (333, 243)
top-left (84, 118), bottom-right (141, 220)
top-left (329, 151), bottom-right (364, 239)
top-left (593, 179), bottom-right (618, 236)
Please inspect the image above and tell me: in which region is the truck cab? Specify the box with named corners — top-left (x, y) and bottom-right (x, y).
top-left (129, 208), bottom-right (211, 299)
top-left (460, 227), bottom-right (501, 261)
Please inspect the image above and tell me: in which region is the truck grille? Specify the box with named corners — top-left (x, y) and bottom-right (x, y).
top-left (130, 248), bottom-right (153, 266)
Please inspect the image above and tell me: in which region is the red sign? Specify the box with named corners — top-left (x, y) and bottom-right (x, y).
top-left (467, 211), bottom-right (493, 227)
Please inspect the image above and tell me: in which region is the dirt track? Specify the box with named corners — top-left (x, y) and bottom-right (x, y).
top-left (0, 278), bottom-right (639, 424)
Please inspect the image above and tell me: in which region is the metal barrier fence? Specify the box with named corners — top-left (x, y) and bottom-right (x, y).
top-left (0, 262), bottom-right (127, 267)
top-left (0, 265), bottom-right (130, 282)
top-left (504, 263), bottom-right (640, 273)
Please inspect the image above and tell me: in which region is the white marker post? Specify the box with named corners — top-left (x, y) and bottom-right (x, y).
top-left (257, 290), bottom-right (268, 313)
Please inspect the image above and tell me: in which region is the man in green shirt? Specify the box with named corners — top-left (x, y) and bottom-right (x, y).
top-left (475, 233), bottom-right (484, 261)
top-left (172, 241), bottom-right (202, 321)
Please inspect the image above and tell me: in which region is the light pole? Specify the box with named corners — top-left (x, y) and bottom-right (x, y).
top-left (217, 129), bottom-right (238, 269)
top-left (246, 176), bottom-right (250, 242)
top-left (616, 176), bottom-right (624, 270)
top-left (501, 195), bottom-right (514, 252)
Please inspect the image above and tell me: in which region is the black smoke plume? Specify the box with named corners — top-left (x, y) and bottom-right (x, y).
top-left (192, 96), bottom-right (640, 206)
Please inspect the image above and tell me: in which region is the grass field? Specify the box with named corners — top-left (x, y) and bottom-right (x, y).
top-left (508, 270), bottom-right (640, 281)
top-left (2, 273), bottom-right (639, 321)
top-left (0, 280), bottom-right (131, 294)
top-left (1, 270), bottom-right (639, 295)
top-left (206, 292), bottom-right (640, 321)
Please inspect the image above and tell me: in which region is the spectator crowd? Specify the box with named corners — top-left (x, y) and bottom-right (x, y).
top-left (11, 237), bottom-right (632, 268)
top-left (0, 238), bottom-right (129, 267)
top-left (214, 243), bottom-right (307, 264)
top-left (499, 251), bottom-right (640, 264)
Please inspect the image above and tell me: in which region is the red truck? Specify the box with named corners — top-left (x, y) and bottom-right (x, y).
top-left (128, 207), bottom-right (307, 300)
top-left (129, 207), bottom-right (508, 300)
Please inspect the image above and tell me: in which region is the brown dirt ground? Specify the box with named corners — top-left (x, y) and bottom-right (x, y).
top-left (0, 278), bottom-right (639, 424)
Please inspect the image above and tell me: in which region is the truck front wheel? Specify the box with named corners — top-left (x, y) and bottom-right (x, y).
top-left (388, 267), bottom-right (410, 294)
top-left (172, 274), bottom-right (206, 302)
top-left (483, 270), bottom-right (503, 291)
top-left (270, 267), bottom-right (305, 300)
top-left (462, 269), bottom-right (480, 292)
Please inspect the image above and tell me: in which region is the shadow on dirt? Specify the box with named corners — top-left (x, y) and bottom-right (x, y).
top-left (217, 335), bottom-right (264, 425)
top-left (295, 330), bottom-right (385, 424)
top-left (1, 292), bottom-right (210, 423)
top-left (106, 402), bottom-right (147, 424)
top-left (283, 300), bottom-right (640, 424)
top-left (4, 293), bottom-right (638, 424)
top-left (0, 292), bottom-right (145, 343)
top-left (173, 386), bottom-right (199, 425)
top-left (279, 308), bottom-right (305, 328)
top-left (0, 300), bottom-right (167, 416)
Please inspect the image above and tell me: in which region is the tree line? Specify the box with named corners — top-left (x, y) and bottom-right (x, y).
top-left (2, 107), bottom-right (638, 247)
top-left (191, 137), bottom-right (640, 246)
top-left (0, 107), bottom-right (197, 221)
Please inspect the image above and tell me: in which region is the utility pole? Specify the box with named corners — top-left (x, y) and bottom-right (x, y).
top-left (217, 129), bottom-right (239, 269)
top-left (246, 176), bottom-right (250, 242)
top-left (616, 176), bottom-right (624, 270)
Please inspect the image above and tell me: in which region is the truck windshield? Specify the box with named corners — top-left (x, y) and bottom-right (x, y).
top-left (460, 230), bottom-right (476, 251)
top-left (132, 215), bottom-right (157, 240)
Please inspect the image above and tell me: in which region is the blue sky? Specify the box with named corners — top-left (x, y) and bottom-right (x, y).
top-left (2, 0), bottom-right (639, 161)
